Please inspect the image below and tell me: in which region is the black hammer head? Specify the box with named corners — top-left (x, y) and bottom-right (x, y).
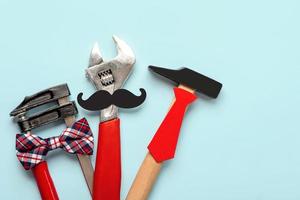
top-left (149, 65), bottom-right (222, 98)
top-left (10, 84), bottom-right (78, 132)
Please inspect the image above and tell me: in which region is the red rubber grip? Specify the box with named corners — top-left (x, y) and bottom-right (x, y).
top-left (93, 118), bottom-right (121, 200)
top-left (32, 161), bottom-right (59, 200)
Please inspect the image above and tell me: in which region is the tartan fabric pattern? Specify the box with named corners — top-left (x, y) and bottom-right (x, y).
top-left (16, 118), bottom-right (94, 170)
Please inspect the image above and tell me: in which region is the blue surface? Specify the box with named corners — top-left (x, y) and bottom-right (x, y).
top-left (1, 0), bottom-right (300, 199)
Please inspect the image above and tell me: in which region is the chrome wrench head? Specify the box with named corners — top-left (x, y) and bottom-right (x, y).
top-left (86, 36), bottom-right (135, 121)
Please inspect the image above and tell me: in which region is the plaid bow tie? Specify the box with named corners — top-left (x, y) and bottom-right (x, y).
top-left (16, 118), bottom-right (94, 170)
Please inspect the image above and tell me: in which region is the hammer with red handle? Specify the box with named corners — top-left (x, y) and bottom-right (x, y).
top-left (126, 65), bottom-right (222, 200)
top-left (10, 84), bottom-right (94, 199)
top-left (10, 84), bottom-right (77, 200)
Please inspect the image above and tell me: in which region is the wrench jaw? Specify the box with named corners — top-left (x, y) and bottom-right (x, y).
top-left (85, 36), bottom-right (135, 122)
top-left (111, 35), bottom-right (135, 90)
top-left (88, 42), bottom-right (103, 68)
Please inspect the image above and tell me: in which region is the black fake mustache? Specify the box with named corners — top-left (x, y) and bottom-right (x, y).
top-left (77, 88), bottom-right (146, 111)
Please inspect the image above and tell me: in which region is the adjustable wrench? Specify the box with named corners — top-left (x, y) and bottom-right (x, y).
top-left (86, 36), bottom-right (135, 200)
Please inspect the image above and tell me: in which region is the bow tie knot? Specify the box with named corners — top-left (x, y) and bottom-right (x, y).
top-left (46, 137), bottom-right (63, 150)
top-left (16, 118), bottom-right (94, 170)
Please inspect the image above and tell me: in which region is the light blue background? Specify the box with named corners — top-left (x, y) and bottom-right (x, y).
top-left (0, 0), bottom-right (300, 199)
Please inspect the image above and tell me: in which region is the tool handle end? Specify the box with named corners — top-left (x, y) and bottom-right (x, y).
top-left (126, 153), bottom-right (162, 200)
top-left (32, 161), bottom-right (59, 200)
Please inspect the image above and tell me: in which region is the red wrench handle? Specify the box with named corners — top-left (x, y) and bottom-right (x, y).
top-left (32, 161), bottom-right (59, 200)
top-left (93, 118), bottom-right (121, 200)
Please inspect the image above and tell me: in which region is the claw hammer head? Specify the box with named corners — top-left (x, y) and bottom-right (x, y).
top-left (86, 36), bottom-right (135, 93)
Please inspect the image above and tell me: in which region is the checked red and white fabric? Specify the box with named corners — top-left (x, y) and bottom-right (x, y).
top-left (16, 118), bottom-right (94, 170)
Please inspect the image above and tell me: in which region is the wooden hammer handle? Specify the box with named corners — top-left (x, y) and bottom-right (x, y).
top-left (126, 153), bottom-right (162, 200)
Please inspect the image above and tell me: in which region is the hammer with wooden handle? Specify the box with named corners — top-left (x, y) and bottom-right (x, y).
top-left (126, 65), bottom-right (222, 200)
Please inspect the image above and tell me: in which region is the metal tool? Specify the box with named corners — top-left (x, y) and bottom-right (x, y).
top-left (126, 66), bottom-right (222, 200)
top-left (10, 84), bottom-right (94, 199)
top-left (85, 36), bottom-right (135, 200)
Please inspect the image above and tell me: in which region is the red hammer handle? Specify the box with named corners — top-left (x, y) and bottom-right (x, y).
top-left (93, 118), bottom-right (121, 200)
top-left (32, 161), bottom-right (59, 200)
